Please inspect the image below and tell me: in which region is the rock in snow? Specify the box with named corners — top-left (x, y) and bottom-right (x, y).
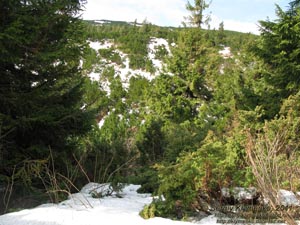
top-left (221, 187), bottom-right (258, 202)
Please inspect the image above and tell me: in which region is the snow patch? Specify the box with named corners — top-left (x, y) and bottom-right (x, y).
top-left (88, 72), bottom-right (100, 81)
top-left (0, 183), bottom-right (217, 225)
top-left (98, 111), bottom-right (111, 128)
top-left (79, 59), bottom-right (83, 69)
top-left (148, 37), bottom-right (171, 71)
top-left (98, 118), bottom-right (106, 128)
top-left (219, 46), bottom-right (233, 59)
top-left (0, 183), bottom-right (292, 225)
top-left (219, 64), bottom-right (225, 74)
top-left (89, 40), bottom-right (114, 51)
top-left (31, 82), bottom-right (39, 87)
top-left (129, 22), bottom-right (142, 27)
top-left (87, 37), bottom-right (172, 91)
top-left (113, 50), bottom-right (156, 89)
top-left (194, 215), bottom-right (218, 224)
top-left (278, 190), bottom-right (300, 206)
top-left (94, 20), bottom-right (111, 24)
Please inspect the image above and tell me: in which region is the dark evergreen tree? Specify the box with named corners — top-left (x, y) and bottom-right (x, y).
top-left (253, 2), bottom-right (300, 116)
top-left (217, 21), bottom-right (226, 45)
top-left (0, 0), bottom-right (95, 187)
top-left (289, 0), bottom-right (300, 12)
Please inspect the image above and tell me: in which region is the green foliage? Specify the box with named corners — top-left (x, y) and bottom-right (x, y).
top-left (82, 47), bottom-right (99, 73)
top-left (78, 2), bottom-right (300, 219)
top-left (154, 45), bottom-right (169, 60)
top-left (139, 203), bottom-right (156, 219)
top-left (98, 48), bottom-right (123, 65)
top-left (136, 167), bottom-right (160, 194)
top-left (185, 0), bottom-right (211, 28)
top-left (3, 0), bottom-right (300, 217)
top-left (217, 22), bottom-right (226, 45)
top-left (84, 22), bottom-right (154, 70)
top-left (79, 111), bottom-right (137, 184)
top-left (163, 121), bottom-right (205, 163)
top-left (167, 29), bottom-right (218, 101)
top-left (136, 118), bottom-right (165, 165)
top-left (246, 97), bottom-right (300, 196)
top-left (156, 131), bottom-right (223, 205)
top-left (0, 0), bottom-right (100, 209)
top-left (252, 3), bottom-right (300, 109)
top-left (139, 198), bottom-right (176, 219)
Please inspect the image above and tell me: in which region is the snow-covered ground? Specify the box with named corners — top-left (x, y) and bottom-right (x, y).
top-left (0, 183), bottom-right (217, 225)
top-left (219, 46), bottom-right (232, 59)
top-left (148, 37), bottom-right (170, 71)
top-left (89, 40), bottom-right (113, 51)
top-left (1, 183), bottom-right (295, 225)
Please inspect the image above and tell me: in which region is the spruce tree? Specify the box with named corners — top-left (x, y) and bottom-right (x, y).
top-left (217, 21), bottom-right (226, 45)
top-left (253, 1), bottom-right (300, 114)
top-left (185, 0), bottom-right (211, 28)
top-left (0, 0), bottom-right (95, 187)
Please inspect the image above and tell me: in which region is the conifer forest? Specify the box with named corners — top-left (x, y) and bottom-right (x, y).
top-left (1, 1), bottom-right (300, 224)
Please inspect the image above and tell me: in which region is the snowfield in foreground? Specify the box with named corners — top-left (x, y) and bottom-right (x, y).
top-left (0, 183), bottom-right (294, 225)
top-left (0, 183), bottom-right (217, 225)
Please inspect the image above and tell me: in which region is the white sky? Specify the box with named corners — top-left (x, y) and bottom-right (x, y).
top-left (81, 0), bottom-right (288, 34)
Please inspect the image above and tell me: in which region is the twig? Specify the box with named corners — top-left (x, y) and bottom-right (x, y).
top-left (3, 166), bottom-right (16, 213)
top-left (73, 154), bottom-right (91, 183)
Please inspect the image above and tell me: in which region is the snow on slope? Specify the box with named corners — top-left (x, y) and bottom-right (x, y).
top-left (114, 49), bottom-right (155, 89)
top-left (148, 37), bottom-right (170, 71)
top-left (87, 38), bottom-right (172, 128)
top-left (219, 46), bottom-right (232, 59)
top-left (87, 38), bottom-right (168, 91)
top-left (89, 40), bottom-right (113, 51)
top-left (0, 183), bottom-right (217, 225)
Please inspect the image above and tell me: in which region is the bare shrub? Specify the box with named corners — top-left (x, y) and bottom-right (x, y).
top-left (246, 121), bottom-right (300, 225)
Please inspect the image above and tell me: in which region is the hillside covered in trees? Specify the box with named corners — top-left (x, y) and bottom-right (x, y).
top-left (1, 0), bottom-right (300, 224)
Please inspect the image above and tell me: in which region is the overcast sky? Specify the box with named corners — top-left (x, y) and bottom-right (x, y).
top-left (81, 0), bottom-right (288, 34)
